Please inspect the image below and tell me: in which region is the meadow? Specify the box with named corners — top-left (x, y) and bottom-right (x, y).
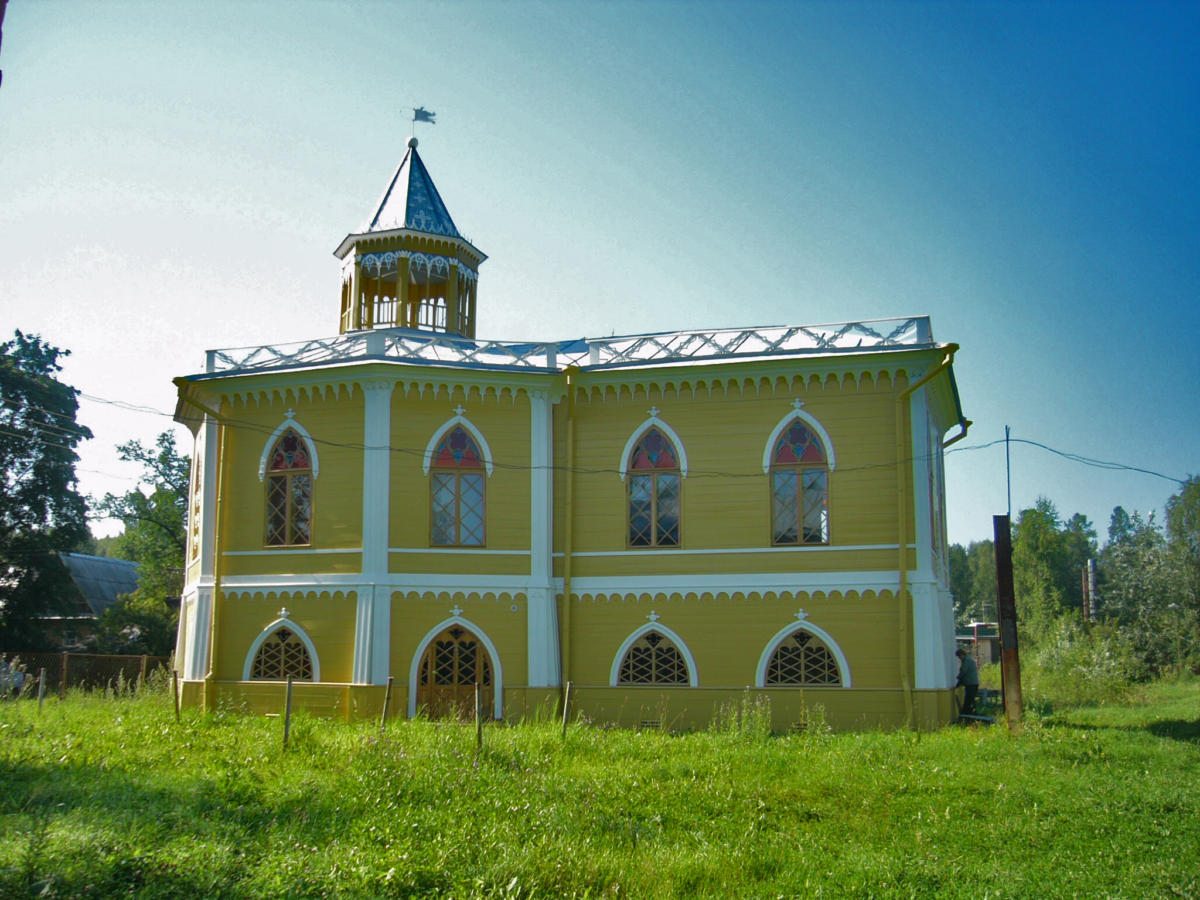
top-left (1, 680), bottom-right (1197, 898)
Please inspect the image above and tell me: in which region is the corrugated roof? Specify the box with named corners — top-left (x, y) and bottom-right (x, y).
top-left (364, 138), bottom-right (461, 238)
top-left (58, 553), bottom-right (140, 618)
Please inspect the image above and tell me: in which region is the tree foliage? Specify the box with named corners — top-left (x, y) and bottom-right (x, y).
top-left (94, 432), bottom-right (189, 655)
top-left (0, 332), bottom-right (93, 649)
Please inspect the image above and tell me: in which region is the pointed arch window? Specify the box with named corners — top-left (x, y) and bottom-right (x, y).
top-left (430, 425), bottom-right (485, 546)
top-left (628, 427), bottom-right (681, 547)
top-left (770, 420), bottom-right (829, 545)
top-left (250, 627), bottom-right (314, 681)
top-left (618, 630), bottom-right (690, 685)
top-left (265, 428), bottom-right (313, 546)
top-left (764, 629), bottom-right (842, 686)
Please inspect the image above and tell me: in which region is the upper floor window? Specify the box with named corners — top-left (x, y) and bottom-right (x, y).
top-left (770, 420), bottom-right (829, 545)
top-left (265, 428), bottom-right (313, 546)
top-left (627, 427), bottom-right (681, 547)
top-left (430, 425), bottom-right (485, 546)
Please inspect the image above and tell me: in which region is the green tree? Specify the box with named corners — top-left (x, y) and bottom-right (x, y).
top-left (95, 432), bottom-right (189, 655)
top-left (1165, 476), bottom-right (1200, 616)
top-left (0, 332), bottom-right (93, 649)
top-left (1013, 498), bottom-right (1096, 641)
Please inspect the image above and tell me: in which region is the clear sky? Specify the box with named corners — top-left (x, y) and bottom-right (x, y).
top-left (1, 0), bottom-right (1197, 545)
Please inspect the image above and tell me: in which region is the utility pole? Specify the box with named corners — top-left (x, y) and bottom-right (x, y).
top-left (994, 514), bottom-right (1022, 732)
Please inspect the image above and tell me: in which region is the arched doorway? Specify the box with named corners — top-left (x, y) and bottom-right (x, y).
top-left (416, 625), bottom-right (493, 720)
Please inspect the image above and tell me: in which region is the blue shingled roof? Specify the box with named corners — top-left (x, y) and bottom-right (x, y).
top-left (365, 140), bottom-right (461, 239)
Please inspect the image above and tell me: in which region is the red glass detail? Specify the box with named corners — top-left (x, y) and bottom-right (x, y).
top-left (433, 426), bottom-right (483, 469)
top-left (630, 428), bottom-right (678, 470)
top-left (268, 430), bottom-right (311, 471)
top-left (773, 421), bottom-right (825, 466)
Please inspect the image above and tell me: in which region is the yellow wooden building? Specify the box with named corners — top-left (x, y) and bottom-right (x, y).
top-left (173, 138), bottom-right (969, 730)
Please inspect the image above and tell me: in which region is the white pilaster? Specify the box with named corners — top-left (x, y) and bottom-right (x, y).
top-left (911, 581), bottom-right (954, 689)
top-left (527, 390), bottom-right (560, 687)
top-left (184, 586), bottom-right (213, 681)
top-left (353, 380), bottom-right (394, 684)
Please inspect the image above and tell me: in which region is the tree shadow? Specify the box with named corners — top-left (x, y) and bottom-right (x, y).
top-left (1146, 719), bottom-right (1200, 743)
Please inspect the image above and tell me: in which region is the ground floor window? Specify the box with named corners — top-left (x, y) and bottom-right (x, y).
top-left (764, 629), bottom-right (841, 686)
top-left (618, 630), bottom-right (690, 685)
top-left (250, 628), bottom-right (313, 681)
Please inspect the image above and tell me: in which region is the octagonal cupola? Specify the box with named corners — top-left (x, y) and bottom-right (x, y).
top-left (334, 137), bottom-right (486, 337)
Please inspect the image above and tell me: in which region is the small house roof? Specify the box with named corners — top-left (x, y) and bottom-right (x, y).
top-left (57, 553), bottom-right (139, 618)
top-left (362, 138), bottom-right (460, 239)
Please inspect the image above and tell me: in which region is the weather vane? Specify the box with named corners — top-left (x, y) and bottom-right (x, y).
top-left (411, 106), bottom-right (436, 139)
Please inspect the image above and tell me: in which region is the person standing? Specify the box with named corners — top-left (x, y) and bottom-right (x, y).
top-left (955, 646), bottom-right (980, 716)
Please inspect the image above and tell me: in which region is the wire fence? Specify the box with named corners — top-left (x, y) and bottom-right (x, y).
top-left (0, 652), bottom-right (170, 698)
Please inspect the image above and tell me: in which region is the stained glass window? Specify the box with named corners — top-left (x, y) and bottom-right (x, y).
top-left (770, 420), bottom-right (829, 545)
top-left (265, 429), bottom-right (313, 546)
top-left (618, 630), bottom-right (690, 685)
top-left (764, 629), bottom-right (841, 686)
top-left (628, 427), bottom-right (681, 547)
top-left (430, 426), bottom-right (485, 546)
top-left (250, 628), bottom-right (314, 681)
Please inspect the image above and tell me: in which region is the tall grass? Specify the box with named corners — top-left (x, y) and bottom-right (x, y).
top-left (1, 680), bottom-right (1197, 897)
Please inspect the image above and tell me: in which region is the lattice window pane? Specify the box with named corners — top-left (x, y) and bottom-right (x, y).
top-left (629, 475), bottom-right (653, 546)
top-left (459, 473), bottom-right (485, 546)
top-left (772, 470), bottom-right (799, 544)
top-left (266, 477), bottom-right (289, 546)
top-left (290, 474), bottom-right (312, 545)
top-left (431, 473), bottom-right (457, 545)
top-left (801, 470), bottom-right (828, 544)
top-left (656, 474), bottom-right (680, 546)
top-left (618, 630), bottom-right (690, 685)
top-left (251, 628), bottom-right (313, 681)
top-left (765, 630), bottom-right (840, 686)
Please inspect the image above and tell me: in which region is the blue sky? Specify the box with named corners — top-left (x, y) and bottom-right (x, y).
top-left (1, 0), bottom-right (1196, 544)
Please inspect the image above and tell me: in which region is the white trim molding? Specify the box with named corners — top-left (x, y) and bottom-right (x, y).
top-left (407, 616), bottom-right (505, 719)
top-left (422, 413), bottom-right (495, 477)
top-left (609, 621), bottom-right (700, 687)
top-left (258, 413), bottom-right (320, 482)
top-left (761, 403), bottom-right (837, 473)
top-left (618, 412), bottom-right (688, 481)
top-left (755, 619), bottom-right (852, 688)
top-left (242, 615), bottom-right (322, 682)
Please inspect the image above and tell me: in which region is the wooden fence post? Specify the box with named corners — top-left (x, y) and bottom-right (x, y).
top-left (37, 668), bottom-right (46, 712)
top-left (474, 682), bottom-right (483, 752)
top-left (172, 670), bottom-right (181, 723)
top-left (380, 676), bottom-right (393, 733)
top-left (59, 652), bottom-right (68, 699)
top-left (283, 676), bottom-right (294, 749)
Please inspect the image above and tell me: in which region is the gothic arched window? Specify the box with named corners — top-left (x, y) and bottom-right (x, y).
top-left (265, 428), bottom-right (313, 546)
top-left (430, 425), bottom-right (485, 546)
top-left (250, 628), bottom-right (314, 681)
top-left (770, 420), bottom-right (829, 545)
top-left (628, 427), bottom-right (681, 548)
top-left (617, 630), bottom-right (690, 685)
top-left (764, 629), bottom-right (841, 686)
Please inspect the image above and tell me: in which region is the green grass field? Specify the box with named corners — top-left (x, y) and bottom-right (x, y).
top-left (1, 681), bottom-right (1197, 898)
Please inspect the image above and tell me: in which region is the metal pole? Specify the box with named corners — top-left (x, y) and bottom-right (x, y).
top-left (561, 681), bottom-right (572, 740)
top-left (283, 676), bottom-right (294, 749)
top-left (1004, 425), bottom-right (1012, 520)
top-left (993, 515), bottom-right (1023, 732)
top-left (380, 676), bottom-right (393, 733)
